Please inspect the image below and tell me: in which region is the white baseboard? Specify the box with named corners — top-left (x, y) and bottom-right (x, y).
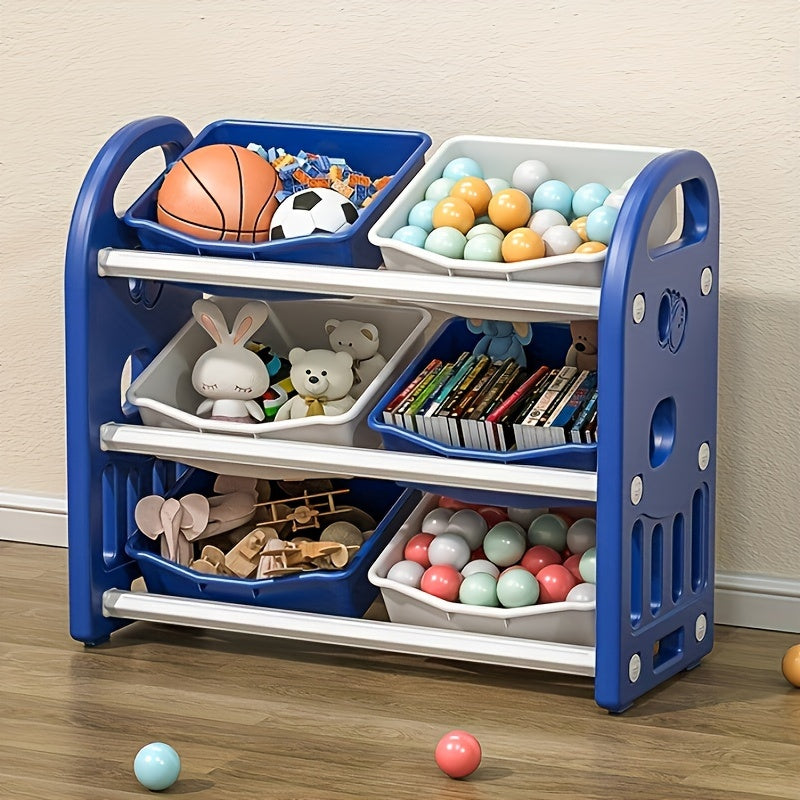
top-left (0, 493), bottom-right (797, 633)
top-left (0, 491), bottom-right (67, 547)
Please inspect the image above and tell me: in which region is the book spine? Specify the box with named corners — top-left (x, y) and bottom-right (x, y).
top-left (486, 365), bottom-right (550, 424)
top-left (384, 358), bottom-right (442, 423)
top-left (518, 366), bottom-right (577, 449)
top-left (569, 391), bottom-right (598, 443)
top-left (547, 372), bottom-right (598, 444)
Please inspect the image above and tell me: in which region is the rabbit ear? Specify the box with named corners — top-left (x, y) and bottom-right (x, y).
top-left (231, 302), bottom-right (269, 346)
top-left (192, 299), bottom-right (228, 345)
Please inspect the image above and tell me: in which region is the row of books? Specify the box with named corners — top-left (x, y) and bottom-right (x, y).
top-left (382, 352), bottom-right (598, 452)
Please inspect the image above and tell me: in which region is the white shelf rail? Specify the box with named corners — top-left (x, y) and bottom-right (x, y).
top-left (98, 248), bottom-right (602, 319)
top-left (100, 423), bottom-right (598, 502)
top-left (103, 589), bottom-right (596, 676)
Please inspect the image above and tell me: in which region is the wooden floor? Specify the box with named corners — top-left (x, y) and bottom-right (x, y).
top-left (1, 541), bottom-right (798, 800)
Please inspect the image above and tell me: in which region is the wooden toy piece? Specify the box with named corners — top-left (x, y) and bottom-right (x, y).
top-left (130, 576), bottom-right (148, 593)
top-left (134, 493), bottom-right (210, 565)
top-left (255, 488), bottom-right (351, 533)
top-left (224, 527), bottom-right (279, 577)
top-left (191, 545), bottom-right (236, 576)
top-left (326, 505), bottom-right (376, 533)
top-left (255, 551), bottom-right (305, 579)
top-left (321, 520), bottom-right (363, 547)
top-left (203, 491), bottom-right (259, 537)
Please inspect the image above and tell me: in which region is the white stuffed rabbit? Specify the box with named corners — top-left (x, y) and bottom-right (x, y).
top-left (191, 299), bottom-right (271, 423)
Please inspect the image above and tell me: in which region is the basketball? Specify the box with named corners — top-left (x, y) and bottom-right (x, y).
top-left (156, 144), bottom-right (279, 242)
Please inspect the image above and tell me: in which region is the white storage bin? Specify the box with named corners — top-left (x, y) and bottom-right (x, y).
top-left (368, 494), bottom-right (596, 647)
top-left (126, 296), bottom-right (431, 447)
top-left (369, 135), bottom-right (677, 286)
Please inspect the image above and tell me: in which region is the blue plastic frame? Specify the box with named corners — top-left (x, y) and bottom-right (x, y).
top-left (66, 118), bottom-right (718, 712)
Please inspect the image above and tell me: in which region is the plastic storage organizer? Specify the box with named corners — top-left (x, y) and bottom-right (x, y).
top-left (124, 118), bottom-right (431, 267)
top-left (66, 115), bottom-right (719, 713)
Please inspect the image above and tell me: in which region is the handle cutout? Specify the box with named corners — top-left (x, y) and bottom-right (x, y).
top-left (113, 146), bottom-right (171, 218)
top-left (650, 177), bottom-right (710, 259)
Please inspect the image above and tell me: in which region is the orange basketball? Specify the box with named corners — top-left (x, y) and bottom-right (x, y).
top-left (156, 144), bottom-right (280, 242)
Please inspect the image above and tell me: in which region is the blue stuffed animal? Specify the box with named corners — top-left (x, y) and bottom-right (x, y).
top-left (466, 319), bottom-right (533, 367)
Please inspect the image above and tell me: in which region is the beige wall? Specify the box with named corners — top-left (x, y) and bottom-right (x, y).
top-left (2, 1), bottom-right (798, 578)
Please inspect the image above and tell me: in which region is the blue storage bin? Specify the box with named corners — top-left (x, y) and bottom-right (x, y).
top-left (123, 119), bottom-right (431, 267)
top-left (125, 471), bottom-right (419, 617)
top-left (368, 318), bottom-right (597, 507)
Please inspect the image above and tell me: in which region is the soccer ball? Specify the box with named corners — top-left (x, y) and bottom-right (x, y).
top-left (269, 188), bottom-right (359, 240)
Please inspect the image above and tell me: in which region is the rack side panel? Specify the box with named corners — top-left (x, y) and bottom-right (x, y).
top-left (65, 117), bottom-right (201, 644)
top-left (595, 150), bottom-right (720, 712)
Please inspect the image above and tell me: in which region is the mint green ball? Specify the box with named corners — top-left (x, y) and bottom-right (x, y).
top-left (466, 223), bottom-right (504, 241)
top-left (464, 233), bottom-right (503, 262)
top-left (483, 521), bottom-right (527, 567)
top-left (579, 546), bottom-right (597, 583)
top-left (459, 572), bottom-right (500, 606)
top-left (496, 568), bottom-right (540, 607)
top-left (424, 226), bottom-right (467, 259)
top-left (527, 513), bottom-right (568, 551)
top-left (425, 177), bottom-right (456, 202)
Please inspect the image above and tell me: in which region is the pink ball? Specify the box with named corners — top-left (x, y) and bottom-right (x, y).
top-left (477, 506), bottom-right (509, 527)
top-left (434, 730), bottom-right (482, 779)
top-left (520, 545), bottom-right (562, 576)
top-left (537, 564), bottom-right (578, 603)
top-left (404, 533), bottom-right (435, 568)
top-left (563, 553), bottom-right (583, 583)
top-left (420, 565), bottom-right (463, 602)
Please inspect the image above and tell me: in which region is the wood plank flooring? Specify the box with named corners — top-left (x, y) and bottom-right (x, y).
top-left (1, 540), bottom-right (798, 799)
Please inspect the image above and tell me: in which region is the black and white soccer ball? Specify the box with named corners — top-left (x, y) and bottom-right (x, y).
top-left (269, 188), bottom-right (359, 240)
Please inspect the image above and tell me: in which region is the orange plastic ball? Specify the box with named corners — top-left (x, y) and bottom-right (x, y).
top-left (570, 216), bottom-right (589, 242)
top-left (501, 228), bottom-right (545, 262)
top-left (488, 189), bottom-right (532, 232)
top-left (432, 197), bottom-right (475, 235)
top-left (781, 644), bottom-right (800, 688)
top-left (575, 241), bottom-right (608, 254)
top-left (450, 177), bottom-right (493, 217)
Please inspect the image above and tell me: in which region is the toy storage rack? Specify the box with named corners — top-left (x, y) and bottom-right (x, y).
top-left (66, 116), bottom-right (719, 712)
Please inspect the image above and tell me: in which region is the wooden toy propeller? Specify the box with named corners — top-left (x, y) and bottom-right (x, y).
top-left (255, 488), bottom-right (350, 532)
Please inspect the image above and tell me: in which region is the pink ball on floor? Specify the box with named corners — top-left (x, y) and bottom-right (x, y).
top-left (435, 730), bottom-right (482, 779)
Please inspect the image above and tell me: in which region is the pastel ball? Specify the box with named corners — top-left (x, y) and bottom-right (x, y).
top-left (527, 513), bottom-right (568, 551)
top-left (520, 544), bottom-right (562, 576)
top-left (585, 205), bottom-right (619, 245)
top-left (425, 227), bottom-right (466, 259)
top-left (603, 188), bottom-right (628, 210)
top-left (428, 532), bottom-right (472, 571)
top-left (459, 571), bottom-right (500, 606)
top-left (566, 517), bottom-right (597, 555)
top-left (507, 506), bottom-right (548, 528)
top-left (563, 553), bottom-right (584, 582)
top-left (474, 214), bottom-right (492, 225)
top-left (527, 208), bottom-right (568, 236)
top-left (532, 180), bottom-right (574, 218)
top-left (404, 532), bottom-right (436, 567)
top-left (485, 177), bottom-right (511, 194)
top-left (466, 223), bottom-right (504, 241)
top-left (537, 563), bottom-right (578, 603)
top-left (464, 233), bottom-right (503, 262)
top-left (501, 228), bottom-right (545, 262)
top-left (425, 177), bottom-right (456, 202)
top-left (451, 177), bottom-right (493, 217)
top-left (496, 568), bottom-right (540, 607)
top-left (134, 742), bottom-right (181, 792)
top-left (575, 241), bottom-right (607, 254)
top-left (541, 225), bottom-right (583, 257)
top-left (566, 581), bottom-right (597, 603)
top-left (488, 188), bottom-right (532, 232)
top-left (420, 564), bottom-right (463, 602)
top-left (391, 225), bottom-right (428, 248)
top-left (579, 546), bottom-right (597, 583)
top-left (386, 559), bottom-right (426, 588)
top-left (432, 197), bottom-right (475, 235)
top-left (572, 182), bottom-right (611, 218)
top-left (446, 509), bottom-right (488, 551)
top-left (443, 157), bottom-right (484, 181)
top-left (482, 521), bottom-right (527, 567)
top-left (511, 159), bottom-right (551, 197)
top-left (422, 507), bottom-right (454, 535)
top-left (407, 199), bottom-right (438, 232)
top-left (570, 216), bottom-right (589, 243)
top-left (461, 559), bottom-right (501, 579)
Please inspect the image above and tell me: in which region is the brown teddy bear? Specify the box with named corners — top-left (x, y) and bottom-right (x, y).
top-left (565, 320), bottom-right (598, 371)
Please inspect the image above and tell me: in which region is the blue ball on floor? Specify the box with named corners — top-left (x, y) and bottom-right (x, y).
top-left (134, 742), bottom-right (181, 791)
